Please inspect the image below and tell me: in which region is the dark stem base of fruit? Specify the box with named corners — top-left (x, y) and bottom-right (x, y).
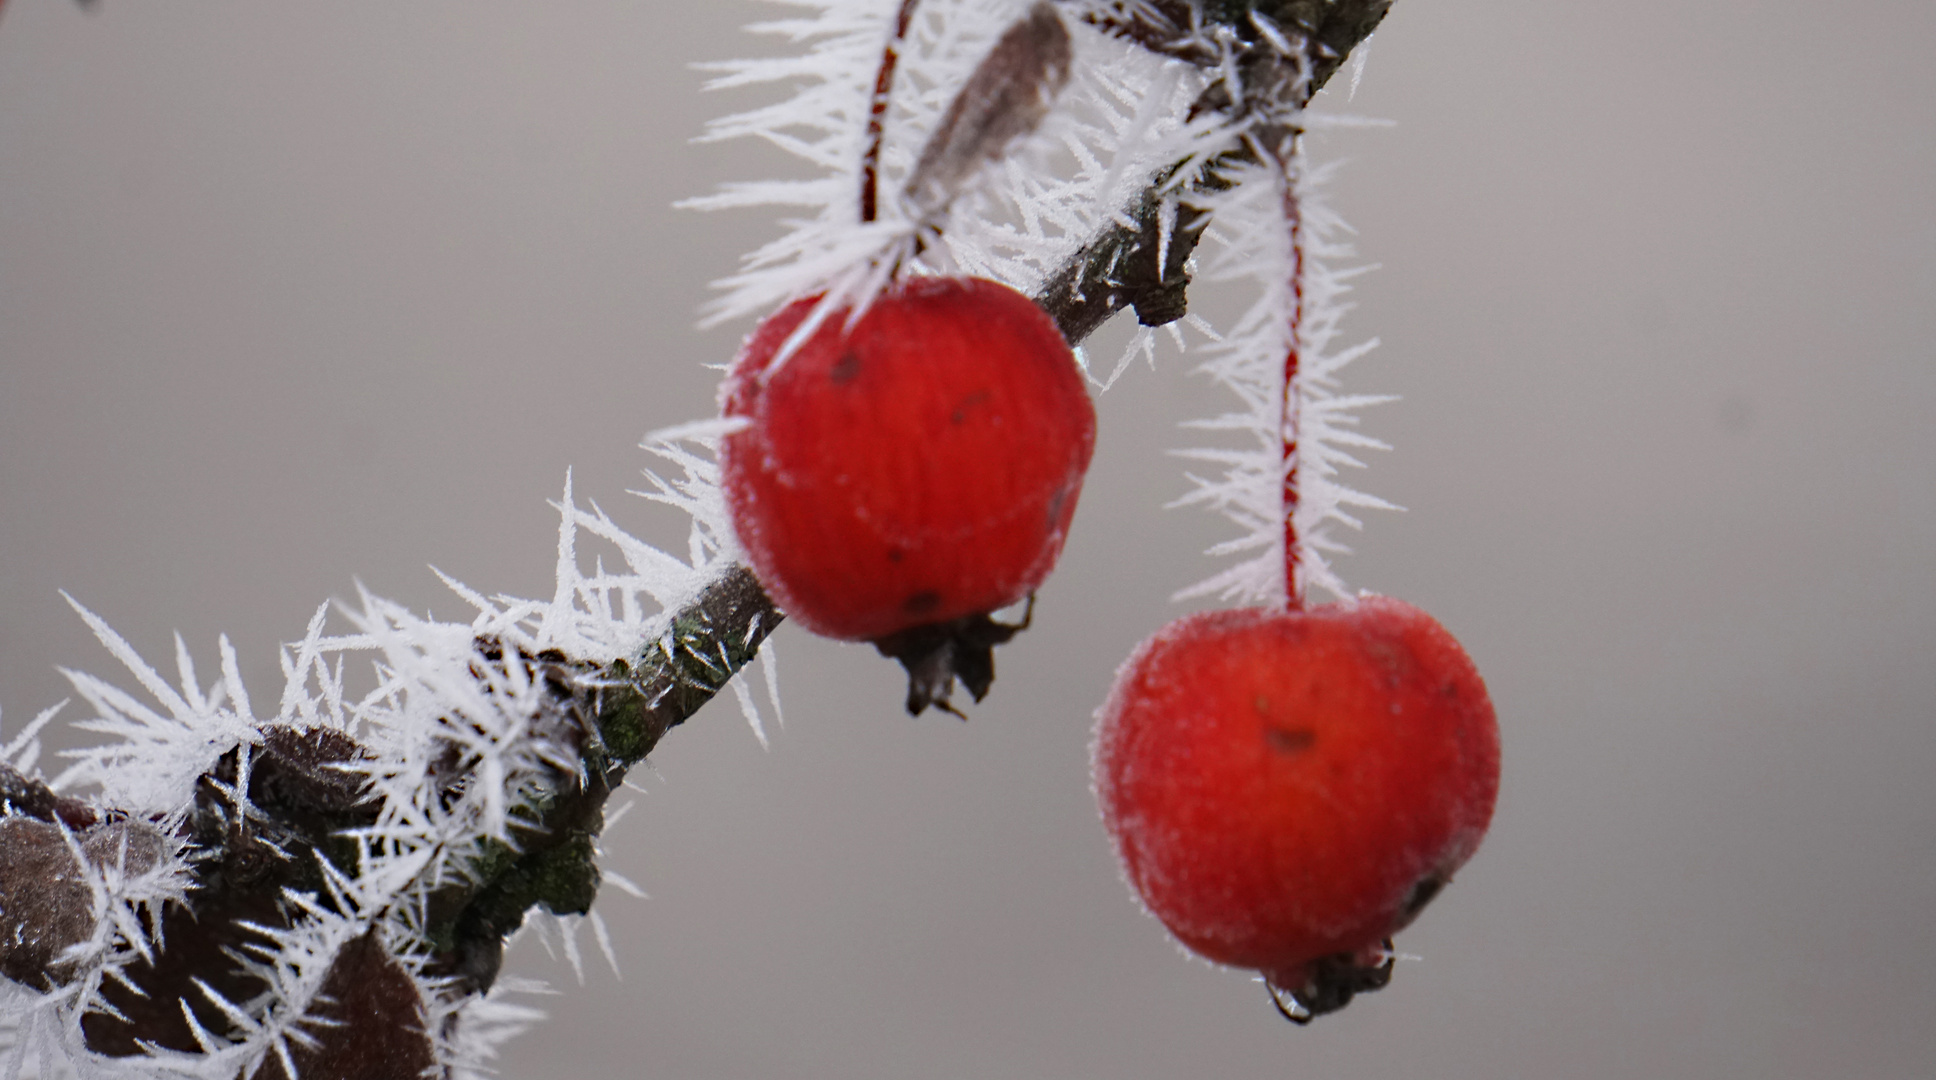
top-left (1266, 939), bottom-right (1395, 1024)
top-left (869, 597), bottom-right (1034, 716)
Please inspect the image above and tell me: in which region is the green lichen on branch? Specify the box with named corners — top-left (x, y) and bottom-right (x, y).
top-left (16, 568), bottom-right (783, 1054)
top-left (606, 563), bottom-right (781, 756)
top-left (423, 564), bottom-right (783, 994)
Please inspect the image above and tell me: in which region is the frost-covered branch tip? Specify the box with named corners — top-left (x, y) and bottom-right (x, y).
top-left (1034, 0), bottom-right (1391, 341)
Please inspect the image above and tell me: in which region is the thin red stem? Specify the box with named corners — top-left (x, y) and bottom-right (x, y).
top-left (860, 0), bottom-right (922, 224)
top-left (1281, 160), bottom-right (1304, 612)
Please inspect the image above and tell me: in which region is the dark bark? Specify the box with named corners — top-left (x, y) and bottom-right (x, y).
top-left (247, 932), bottom-right (435, 1080)
top-left (418, 564), bottom-right (785, 996)
top-left (0, 761), bottom-right (101, 829)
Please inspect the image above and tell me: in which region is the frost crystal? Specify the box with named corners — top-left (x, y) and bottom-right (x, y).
top-left (0, 433), bottom-right (771, 1078)
top-left (1171, 145), bottom-right (1397, 607)
top-left (685, 0), bottom-right (1225, 336)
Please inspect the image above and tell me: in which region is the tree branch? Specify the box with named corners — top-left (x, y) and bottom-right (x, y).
top-left (0, 2), bottom-right (1392, 1063)
top-left (1038, 0), bottom-right (1391, 340)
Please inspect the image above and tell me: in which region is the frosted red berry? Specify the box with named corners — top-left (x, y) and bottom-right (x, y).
top-left (1093, 597), bottom-right (1500, 1020)
top-left (719, 276), bottom-right (1094, 710)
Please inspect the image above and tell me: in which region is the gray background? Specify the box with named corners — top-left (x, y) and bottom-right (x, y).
top-left (3, 1), bottom-right (1933, 1077)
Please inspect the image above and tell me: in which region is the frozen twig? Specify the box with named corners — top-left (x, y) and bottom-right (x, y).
top-left (1035, 0), bottom-right (1390, 339)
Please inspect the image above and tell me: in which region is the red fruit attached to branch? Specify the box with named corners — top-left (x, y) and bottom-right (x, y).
top-left (1093, 597), bottom-right (1500, 1021)
top-left (720, 276), bottom-right (1095, 714)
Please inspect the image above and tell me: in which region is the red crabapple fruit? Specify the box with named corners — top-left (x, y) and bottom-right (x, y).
top-left (719, 276), bottom-right (1094, 715)
top-left (1093, 597), bottom-right (1500, 1021)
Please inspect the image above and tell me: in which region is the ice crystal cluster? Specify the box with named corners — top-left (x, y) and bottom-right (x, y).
top-left (685, 0), bottom-right (1229, 380)
top-left (1171, 149), bottom-right (1395, 606)
top-left (0, 443), bottom-right (772, 1079)
top-left (689, 0), bottom-right (1393, 604)
top-left (0, 0), bottom-right (1393, 1075)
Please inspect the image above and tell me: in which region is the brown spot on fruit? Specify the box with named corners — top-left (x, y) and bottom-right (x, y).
top-left (1365, 638), bottom-right (1413, 689)
top-left (950, 389), bottom-right (991, 424)
top-left (903, 591), bottom-right (942, 615)
top-left (1265, 727), bottom-right (1315, 754)
top-left (830, 351), bottom-right (861, 384)
top-left (1397, 869), bottom-right (1449, 927)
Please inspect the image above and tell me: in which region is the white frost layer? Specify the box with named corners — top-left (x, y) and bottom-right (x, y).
top-left (1, 435), bottom-right (768, 1078)
top-left (684, 0), bottom-right (1226, 356)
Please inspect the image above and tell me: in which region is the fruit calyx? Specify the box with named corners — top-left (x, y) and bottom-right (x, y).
top-left (1265, 939), bottom-right (1396, 1025)
top-left (870, 597), bottom-right (1033, 717)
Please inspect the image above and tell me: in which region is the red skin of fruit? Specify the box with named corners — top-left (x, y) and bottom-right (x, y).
top-left (719, 276), bottom-right (1096, 641)
top-left (1093, 597), bottom-right (1500, 989)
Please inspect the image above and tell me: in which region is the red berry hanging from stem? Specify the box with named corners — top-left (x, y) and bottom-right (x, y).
top-left (1095, 598), bottom-right (1500, 1022)
top-left (720, 277), bottom-right (1093, 715)
top-left (1094, 66), bottom-right (1501, 1022)
top-left (720, 3), bottom-right (1084, 716)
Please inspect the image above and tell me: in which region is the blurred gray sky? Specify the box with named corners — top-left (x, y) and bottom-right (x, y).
top-left (2, 1), bottom-right (1932, 1077)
